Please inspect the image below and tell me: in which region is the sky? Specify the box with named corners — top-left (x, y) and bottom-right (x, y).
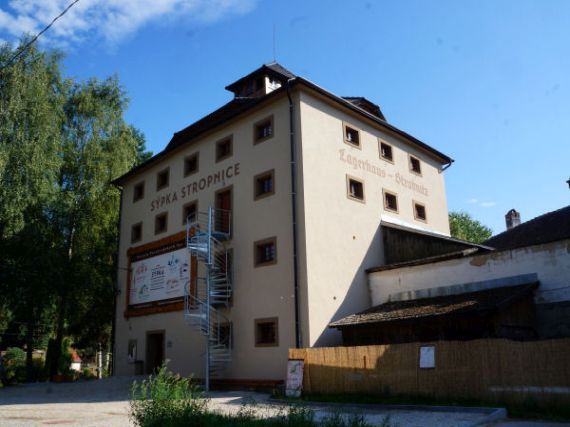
top-left (1, 0), bottom-right (569, 234)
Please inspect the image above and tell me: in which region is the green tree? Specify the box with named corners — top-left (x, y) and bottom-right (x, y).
top-left (47, 77), bottom-right (143, 377)
top-left (131, 126), bottom-right (153, 165)
top-left (0, 39), bottom-right (149, 381)
top-left (449, 211), bottom-right (493, 243)
top-left (0, 40), bottom-right (65, 380)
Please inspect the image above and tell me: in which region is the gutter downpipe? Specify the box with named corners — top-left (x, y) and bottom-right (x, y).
top-left (110, 185), bottom-right (124, 376)
top-left (286, 79), bottom-right (302, 349)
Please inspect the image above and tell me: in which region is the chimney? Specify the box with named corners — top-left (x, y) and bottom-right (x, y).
top-left (505, 209), bottom-right (521, 230)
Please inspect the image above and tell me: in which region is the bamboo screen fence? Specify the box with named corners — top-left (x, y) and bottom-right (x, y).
top-left (289, 339), bottom-right (570, 405)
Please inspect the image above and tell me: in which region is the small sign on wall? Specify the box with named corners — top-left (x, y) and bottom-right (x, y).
top-left (286, 359), bottom-right (304, 397)
top-left (128, 339), bottom-right (137, 363)
top-left (419, 345), bottom-right (436, 369)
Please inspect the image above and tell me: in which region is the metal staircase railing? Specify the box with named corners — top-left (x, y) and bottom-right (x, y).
top-left (184, 207), bottom-right (232, 391)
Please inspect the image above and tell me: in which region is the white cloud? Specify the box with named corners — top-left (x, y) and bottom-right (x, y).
top-left (466, 198), bottom-right (478, 204)
top-left (480, 201), bottom-right (497, 208)
top-left (0, 0), bottom-right (256, 46)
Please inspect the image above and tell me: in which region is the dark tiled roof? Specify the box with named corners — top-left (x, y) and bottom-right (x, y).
top-left (113, 63), bottom-right (453, 185)
top-left (329, 283), bottom-right (537, 328)
top-left (165, 97), bottom-right (260, 152)
top-left (484, 205), bottom-right (570, 250)
top-left (342, 97), bottom-right (386, 121)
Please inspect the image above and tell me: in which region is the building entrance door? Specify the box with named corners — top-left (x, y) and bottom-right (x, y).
top-left (145, 331), bottom-right (164, 374)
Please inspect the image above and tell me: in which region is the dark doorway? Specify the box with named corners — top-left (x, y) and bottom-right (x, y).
top-left (215, 187), bottom-right (232, 234)
top-left (145, 331), bottom-right (165, 374)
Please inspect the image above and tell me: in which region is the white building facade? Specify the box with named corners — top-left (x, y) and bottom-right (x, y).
top-left (113, 63), bottom-right (453, 382)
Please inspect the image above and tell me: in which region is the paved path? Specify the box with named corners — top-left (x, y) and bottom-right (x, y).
top-left (0, 376), bottom-right (566, 427)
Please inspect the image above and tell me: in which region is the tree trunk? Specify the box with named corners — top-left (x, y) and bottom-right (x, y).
top-left (49, 294), bottom-right (66, 379)
top-left (25, 315), bottom-right (34, 382)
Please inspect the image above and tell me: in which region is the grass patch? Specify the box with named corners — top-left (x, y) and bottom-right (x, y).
top-left (129, 365), bottom-right (394, 427)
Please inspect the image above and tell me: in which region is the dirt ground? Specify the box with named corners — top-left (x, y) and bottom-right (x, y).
top-left (0, 376), bottom-right (567, 427)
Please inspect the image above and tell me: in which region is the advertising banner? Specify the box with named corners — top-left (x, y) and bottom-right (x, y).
top-left (130, 246), bottom-right (189, 305)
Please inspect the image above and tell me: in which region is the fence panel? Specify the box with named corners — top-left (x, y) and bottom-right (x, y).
top-left (288, 339), bottom-right (570, 405)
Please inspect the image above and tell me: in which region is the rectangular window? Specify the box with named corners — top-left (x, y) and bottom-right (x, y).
top-left (414, 202), bottom-right (427, 222)
top-left (216, 136), bottom-right (233, 162)
top-left (254, 169), bottom-right (275, 200)
top-left (343, 123), bottom-right (360, 147)
top-left (409, 155), bottom-right (422, 175)
top-left (182, 201), bottom-right (197, 225)
top-left (255, 318), bottom-right (278, 347)
top-left (383, 190), bottom-right (398, 213)
top-left (133, 181), bottom-right (145, 202)
top-left (379, 141), bottom-right (393, 162)
top-left (254, 116), bottom-right (274, 144)
top-left (254, 237), bottom-right (277, 267)
top-left (131, 222), bottom-right (142, 243)
top-left (184, 153), bottom-right (199, 177)
top-left (156, 168), bottom-right (169, 191)
top-left (346, 176), bottom-right (365, 202)
top-left (154, 212), bottom-right (168, 235)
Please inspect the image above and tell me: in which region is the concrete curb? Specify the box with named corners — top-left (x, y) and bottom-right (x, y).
top-left (468, 407), bottom-right (508, 427)
top-left (268, 397), bottom-right (508, 425)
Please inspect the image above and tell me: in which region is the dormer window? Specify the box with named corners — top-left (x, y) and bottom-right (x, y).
top-left (267, 78), bottom-right (282, 92)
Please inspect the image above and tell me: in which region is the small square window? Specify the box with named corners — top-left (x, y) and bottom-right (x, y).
top-left (254, 116), bottom-right (274, 144)
top-left (216, 137), bottom-right (232, 162)
top-left (346, 176), bottom-right (365, 202)
top-left (184, 153), bottom-right (199, 176)
top-left (133, 181), bottom-right (144, 202)
top-left (414, 202), bottom-right (427, 222)
top-left (131, 222), bottom-right (142, 243)
top-left (156, 168), bottom-right (169, 191)
top-left (255, 318), bottom-right (278, 347)
top-left (154, 212), bottom-right (168, 235)
top-left (383, 190), bottom-right (398, 213)
top-left (254, 170), bottom-right (275, 200)
top-left (254, 237), bottom-right (277, 267)
top-left (343, 124), bottom-right (360, 147)
top-left (410, 156), bottom-right (422, 175)
top-left (182, 201), bottom-right (197, 225)
top-left (380, 141), bottom-right (393, 162)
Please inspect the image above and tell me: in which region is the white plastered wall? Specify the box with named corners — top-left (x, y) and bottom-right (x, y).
top-left (369, 240), bottom-right (570, 307)
top-left (297, 90), bottom-right (450, 347)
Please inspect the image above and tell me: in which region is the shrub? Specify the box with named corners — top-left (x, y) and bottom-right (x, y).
top-left (129, 364), bottom-right (207, 427)
top-left (3, 347), bottom-right (26, 384)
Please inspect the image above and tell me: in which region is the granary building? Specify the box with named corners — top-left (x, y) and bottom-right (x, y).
top-left (112, 63), bottom-right (456, 383)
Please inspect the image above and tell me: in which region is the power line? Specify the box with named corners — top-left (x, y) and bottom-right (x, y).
top-left (0, 0), bottom-right (81, 73)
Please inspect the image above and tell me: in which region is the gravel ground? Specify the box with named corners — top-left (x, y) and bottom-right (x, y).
top-left (0, 376), bottom-right (546, 427)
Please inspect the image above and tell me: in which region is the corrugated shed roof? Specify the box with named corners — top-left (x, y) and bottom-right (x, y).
top-left (484, 205), bottom-right (570, 250)
top-left (329, 283), bottom-right (537, 328)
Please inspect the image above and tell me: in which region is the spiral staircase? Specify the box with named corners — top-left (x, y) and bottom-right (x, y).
top-left (184, 207), bottom-right (232, 391)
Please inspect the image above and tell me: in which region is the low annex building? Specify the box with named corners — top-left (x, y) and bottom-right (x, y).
top-left (331, 205), bottom-right (570, 345)
top-left (112, 63), bottom-right (454, 382)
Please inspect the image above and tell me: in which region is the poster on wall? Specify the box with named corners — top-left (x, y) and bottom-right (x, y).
top-left (285, 359), bottom-right (304, 397)
top-left (130, 246), bottom-right (190, 306)
top-left (419, 345), bottom-right (436, 369)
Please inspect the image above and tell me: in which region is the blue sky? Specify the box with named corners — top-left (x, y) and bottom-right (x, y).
top-left (1, 0), bottom-right (569, 234)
